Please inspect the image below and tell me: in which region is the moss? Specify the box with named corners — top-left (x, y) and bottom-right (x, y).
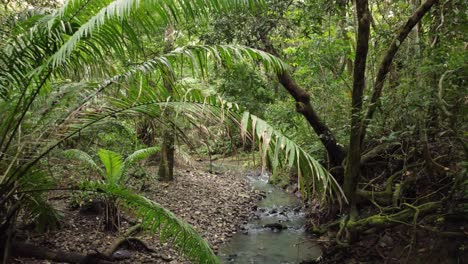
top-left (347, 201), bottom-right (442, 232)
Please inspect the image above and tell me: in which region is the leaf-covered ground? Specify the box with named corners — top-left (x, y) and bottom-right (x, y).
top-left (13, 161), bottom-right (261, 263)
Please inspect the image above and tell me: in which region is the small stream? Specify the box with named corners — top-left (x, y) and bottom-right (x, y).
top-left (217, 170), bottom-right (322, 264)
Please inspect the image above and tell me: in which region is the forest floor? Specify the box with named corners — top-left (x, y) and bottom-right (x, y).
top-left (10, 157), bottom-right (466, 264)
top-left (13, 159), bottom-right (262, 263)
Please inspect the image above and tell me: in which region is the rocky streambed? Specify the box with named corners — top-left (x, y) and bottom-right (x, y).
top-left (218, 170), bottom-right (322, 264)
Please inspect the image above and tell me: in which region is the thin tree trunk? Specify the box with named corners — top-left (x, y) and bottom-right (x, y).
top-left (343, 0), bottom-right (370, 217)
top-left (360, 0), bottom-right (439, 143)
top-left (158, 26), bottom-right (176, 181)
top-left (338, 0), bottom-right (354, 76)
top-left (158, 129), bottom-right (175, 181)
top-left (277, 72), bottom-right (346, 168)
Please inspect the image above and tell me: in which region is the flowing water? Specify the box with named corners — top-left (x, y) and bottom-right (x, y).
top-left (216, 167), bottom-right (322, 264)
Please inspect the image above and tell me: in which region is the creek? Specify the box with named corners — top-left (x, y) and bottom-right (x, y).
top-left (215, 165), bottom-right (322, 264)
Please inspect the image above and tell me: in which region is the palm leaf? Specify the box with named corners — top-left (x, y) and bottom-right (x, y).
top-left (97, 149), bottom-right (123, 185)
top-left (62, 149), bottom-right (104, 177)
top-left (76, 85), bottom-right (344, 202)
top-left (124, 146), bottom-right (160, 165)
top-left (49, 0), bottom-right (267, 68)
top-left (18, 169), bottom-right (62, 231)
top-left (240, 112), bottom-right (346, 204)
top-left (82, 181), bottom-right (219, 263)
top-left (120, 146), bottom-right (160, 182)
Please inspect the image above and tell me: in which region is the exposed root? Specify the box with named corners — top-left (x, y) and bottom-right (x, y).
top-left (103, 224), bottom-right (172, 262)
top-left (104, 224), bottom-right (142, 256)
top-left (346, 201), bottom-right (441, 232)
top-left (357, 162), bottom-right (423, 206)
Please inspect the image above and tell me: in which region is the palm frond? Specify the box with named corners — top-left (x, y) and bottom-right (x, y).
top-left (82, 181), bottom-right (219, 264)
top-left (62, 149), bottom-right (104, 178)
top-left (19, 169), bottom-right (62, 231)
top-left (121, 146), bottom-right (160, 181)
top-left (97, 149), bottom-right (123, 185)
top-left (75, 85), bottom-right (344, 203)
top-left (124, 146), bottom-right (160, 165)
top-left (240, 112), bottom-right (346, 204)
top-left (175, 147), bottom-right (196, 168)
top-left (50, 0), bottom-right (267, 68)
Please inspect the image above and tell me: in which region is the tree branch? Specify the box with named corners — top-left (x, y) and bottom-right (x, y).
top-left (361, 0), bottom-right (439, 142)
top-left (260, 37), bottom-right (346, 169)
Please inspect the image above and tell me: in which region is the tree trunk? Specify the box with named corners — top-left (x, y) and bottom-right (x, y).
top-left (158, 26), bottom-right (176, 182)
top-left (158, 129), bottom-right (175, 181)
top-left (343, 0), bottom-right (371, 217)
top-left (260, 37), bottom-right (346, 170)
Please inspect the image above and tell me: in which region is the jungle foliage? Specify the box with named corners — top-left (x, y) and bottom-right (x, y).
top-left (0, 0), bottom-right (466, 263)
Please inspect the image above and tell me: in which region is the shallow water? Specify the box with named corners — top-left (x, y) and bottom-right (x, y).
top-left (218, 171), bottom-right (322, 264)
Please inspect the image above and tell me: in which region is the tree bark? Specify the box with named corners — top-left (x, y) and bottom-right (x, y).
top-left (277, 72), bottom-right (346, 168)
top-left (260, 36), bottom-right (346, 170)
top-left (360, 0), bottom-right (439, 143)
top-left (343, 0), bottom-right (371, 215)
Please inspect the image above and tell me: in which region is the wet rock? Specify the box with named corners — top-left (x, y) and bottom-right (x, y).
top-left (112, 249), bottom-right (132, 260)
top-left (293, 206), bottom-right (302, 212)
top-left (264, 222), bottom-right (287, 231)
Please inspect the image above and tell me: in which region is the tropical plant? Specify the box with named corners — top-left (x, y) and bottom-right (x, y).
top-left (0, 0), bottom-right (347, 262)
top-left (63, 147), bottom-right (159, 230)
top-left (201, 2), bottom-right (466, 257)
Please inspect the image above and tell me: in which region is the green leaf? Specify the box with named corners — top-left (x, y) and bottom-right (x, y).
top-left (97, 149), bottom-right (123, 185)
top-left (63, 149), bottom-right (104, 178)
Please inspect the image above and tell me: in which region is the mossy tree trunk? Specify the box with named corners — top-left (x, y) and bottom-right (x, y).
top-left (344, 0), bottom-right (439, 216)
top-left (343, 0), bottom-right (370, 219)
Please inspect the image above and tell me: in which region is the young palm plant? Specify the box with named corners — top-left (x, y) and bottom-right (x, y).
top-left (63, 147), bottom-right (159, 231)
